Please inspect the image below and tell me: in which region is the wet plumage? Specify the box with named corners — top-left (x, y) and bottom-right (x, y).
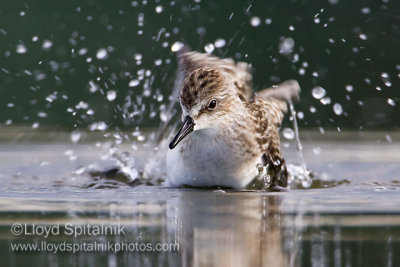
top-left (166, 51), bottom-right (300, 189)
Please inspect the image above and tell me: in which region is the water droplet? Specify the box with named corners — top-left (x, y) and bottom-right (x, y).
top-left (78, 48), bottom-right (88, 55)
top-left (96, 48), bottom-right (108, 60)
top-left (361, 7), bottom-right (371, 14)
top-left (42, 40), bottom-right (53, 51)
top-left (107, 90), bottom-right (117, 101)
top-left (359, 33), bottom-right (367, 40)
top-left (310, 106), bottom-right (316, 113)
top-left (279, 37), bottom-right (295, 55)
top-left (213, 189), bottom-right (226, 194)
top-left (71, 131), bottom-right (81, 143)
top-left (155, 5), bottom-right (163, 13)
top-left (250, 16), bottom-right (261, 27)
top-left (134, 54), bottom-right (142, 61)
top-left (320, 97), bottom-right (331, 105)
top-left (214, 38), bottom-right (226, 48)
top-left (160, 111), bottom-right (168, 122)
top-left (265, 18), bottom-right (272, 25)
top-left (88, 121), bottom-right (108, 131)
top-left (74, 166), bottom-right (86, 175)
top-left (38, 112), bottom-right (47, 118)
top-left (301, 177), bottom-right (312, 188)
top-left (312, 86), bottom-right (326, 99)
top-left (387, 98), bottom-right (396, 106)
top-left (89, 81), bottom-right (99, 93)
top-left (34, 71), bottom-right (46, 81)
top-left (313, 146), bottom-right (322, 155)
top-left (143, 89), bottom-right (151, 97)
top-left (40, 161), bottom-right (49, 167)
top-left (16, 44), bottom-right (27, 54)
top-left (154, 59), bottom-right (162, 66)
top-left (333, 103), bottom-right (343, 115)
top-left (75, 101), bottom-right (89, 109)
top-left (204, 43), bottom-right (214, 54)
top-left (283, 128), bottom-right (295, 140)
top-left (289, 25), bottom-right (295, 31)
top-left (171, 41), bottom-right (184, 52)
top-left (64, 150), bottom-right (77, 161)
top-left (32, 122), bottom-right (39, 129)
top-left (129, 79), bottom-right (140, 87)
top-left (345, 84), bottom-right (354, 92)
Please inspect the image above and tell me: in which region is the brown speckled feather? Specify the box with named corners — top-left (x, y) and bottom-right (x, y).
top-left (179, 52), bottom-right (253, 100)
top-left (247, 98), bottom-right (286, 154)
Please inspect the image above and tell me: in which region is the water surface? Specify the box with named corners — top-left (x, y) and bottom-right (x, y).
top-left (0, 129), bottom-right (399, 266)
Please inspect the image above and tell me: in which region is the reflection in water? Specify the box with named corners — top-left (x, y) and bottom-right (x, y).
top-left (2, 193), bottom-right (296, 267)
top-left (169, 193), bottom-right (291, 267)
top-left (1, 189), bottom-right (400, 266)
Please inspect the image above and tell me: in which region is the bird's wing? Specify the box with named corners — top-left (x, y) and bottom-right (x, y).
top-left (179, 51), bottom-right (253, 100)
top-left (255, 80), bottom-right (301, 103)
top-left (250, 97), bottom-right (287, 129)
top-left (247, 97), bottom-right (289, 186)
top-left (251, 79), bottom-right (301, 153)
top-left (247, 97), bottom-right (286, 166)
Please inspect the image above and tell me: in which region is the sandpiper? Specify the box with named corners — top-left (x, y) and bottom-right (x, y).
top-left (166, 51), bottom-right (300, 189)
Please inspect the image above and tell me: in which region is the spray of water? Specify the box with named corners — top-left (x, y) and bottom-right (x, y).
top-left (288, 99), bottom-right (313, 188)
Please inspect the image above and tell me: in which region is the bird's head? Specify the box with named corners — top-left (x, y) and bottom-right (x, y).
top-left (169, 67), bottom-right (245, 149)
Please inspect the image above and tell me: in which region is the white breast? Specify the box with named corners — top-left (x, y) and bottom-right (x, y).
top-left (166, 131), bottom-right (260, 188)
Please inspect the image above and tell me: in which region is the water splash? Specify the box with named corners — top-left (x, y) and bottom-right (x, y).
top-left (288, 99), bottom-right (312, 188)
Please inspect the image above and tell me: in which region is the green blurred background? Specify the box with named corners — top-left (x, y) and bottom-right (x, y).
top-left (0, 0), bottom-right (399, 131)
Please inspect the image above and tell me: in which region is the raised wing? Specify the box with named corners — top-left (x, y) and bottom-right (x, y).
top-left (179, 51), bottom-right (253, 100)
top-left (255, 80), bottom-right (301, 103)
top-left (247, 97), bottom-right (289, 187)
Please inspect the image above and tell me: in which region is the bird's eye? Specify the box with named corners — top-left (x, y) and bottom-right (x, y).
top-left (208, 99), bottom-right (217, 110)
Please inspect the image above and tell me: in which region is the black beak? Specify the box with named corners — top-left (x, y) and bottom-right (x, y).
top-left (169, 115), bottom-right (195, 149)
